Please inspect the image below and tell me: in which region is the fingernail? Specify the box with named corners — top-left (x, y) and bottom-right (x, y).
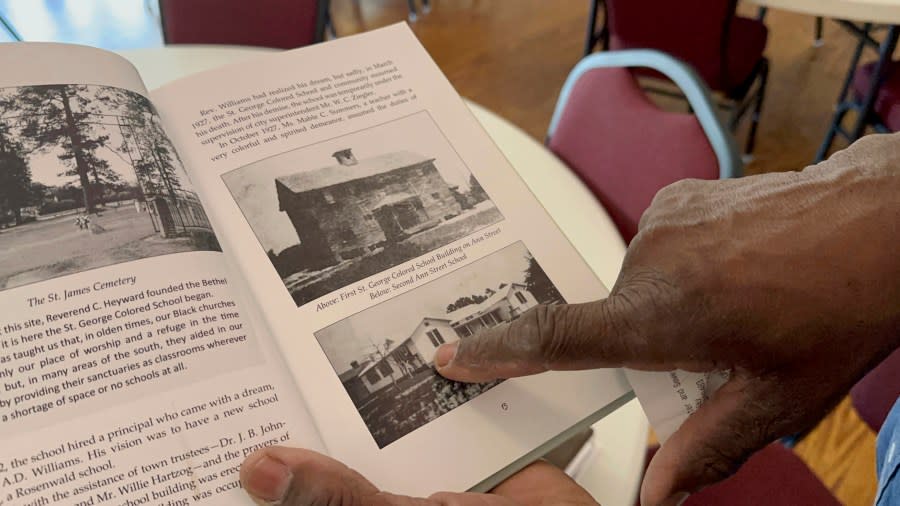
top-left (434, 342), bottom-right (458, 369)
top-left (244, 455), bottom-right (292, 504)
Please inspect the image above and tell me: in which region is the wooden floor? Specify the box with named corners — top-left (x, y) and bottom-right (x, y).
top-left (333, 0), bottom-right (897, 176)
top-left (2, 1), bottom-right (889, 504)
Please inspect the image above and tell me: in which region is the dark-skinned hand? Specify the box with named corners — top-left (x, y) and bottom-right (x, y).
top-left (435, 133), bottom-right (900, 504)
top-left (239, 133), bottom-right (899, 505)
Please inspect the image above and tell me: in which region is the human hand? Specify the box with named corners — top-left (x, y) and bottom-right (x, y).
top-left (436, 133), bottom-right (900, 505)
top-left (239, 446), bottom-right (600, 505)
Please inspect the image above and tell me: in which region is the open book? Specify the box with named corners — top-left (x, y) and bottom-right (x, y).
top-left (0, 24), bottom-right (645, 504)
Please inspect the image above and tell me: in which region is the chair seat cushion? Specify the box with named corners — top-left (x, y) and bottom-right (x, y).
top-left (852, 60), bottom-right (900, 131)
top-left (637, 444), bottom-right (841, 505)
top-left (547, 67), bottom-right (719, 242)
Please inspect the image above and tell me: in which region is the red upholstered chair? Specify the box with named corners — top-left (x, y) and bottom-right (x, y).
top-left (636, 443), bottom-right (841, 506)
top-left (852, 348), bottom-right (900, 433)
top-left (158, 0), bottom-right (329, 49)
top-left (546, 50), bottom-right (741, 243)
top-left (602, 0), bottom-right (769, 156)
top-left (852, 60), bottom-right (900, 132)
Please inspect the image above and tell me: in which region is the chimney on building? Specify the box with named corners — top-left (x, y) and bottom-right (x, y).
top-left (350, 360), bottom-right (359, 368)
top-left (332, 148), bottom-right (358, 166)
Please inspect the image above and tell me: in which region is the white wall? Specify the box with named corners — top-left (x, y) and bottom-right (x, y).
top-left (410, 319), bottom-right (459, 364)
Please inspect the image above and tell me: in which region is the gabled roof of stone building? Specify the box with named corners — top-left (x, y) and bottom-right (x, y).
top-left (276, 151), bottom-right (434, 194)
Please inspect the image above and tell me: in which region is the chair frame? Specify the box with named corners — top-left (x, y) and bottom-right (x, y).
top-left (584, 0), bottom-right (608, 55)
top-left (584, 0), bottom-right (768, 157)
top-left (548, 49), bottom-right (743, 179)
top-left (159, 0), bottom-right (331, 46)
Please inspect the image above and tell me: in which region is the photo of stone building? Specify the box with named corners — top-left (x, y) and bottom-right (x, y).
top-left (275, 148), bottom-right (466, 267)
top-left (222, 111), bottom-right (502, 307)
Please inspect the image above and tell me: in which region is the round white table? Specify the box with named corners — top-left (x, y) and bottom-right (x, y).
top-left (117, 46), bottom-right (648, 506)
top-left (746, 0), bottom-right (900, 24)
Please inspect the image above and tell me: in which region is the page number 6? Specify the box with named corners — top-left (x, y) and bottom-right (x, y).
top-left (500, 402), bottom-right (509, 411)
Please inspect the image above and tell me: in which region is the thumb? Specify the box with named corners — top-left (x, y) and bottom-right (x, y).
top-left (435, 294), bottom-right (671, 383)
top-left (240, 446), bottom-right (431, 505)
top-left (240, 446), bottom-right (381, 505)
top-left (640, 373), bottom-right (780, 506)
top-left (241, 446), bottom-right (529, 505)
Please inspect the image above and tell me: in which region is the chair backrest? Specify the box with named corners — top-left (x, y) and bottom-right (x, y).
top-left (159, 0), bottom-right (328, 49)
top-left (605, 0), bottom-right (737, 90)
top-left (547, 50), bottom-right (740, 243)
top-left (851, 348), bottom-right (900, 433)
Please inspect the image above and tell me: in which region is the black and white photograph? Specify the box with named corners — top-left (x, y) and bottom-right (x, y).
top-left (0, 83), bottom-right (219, 291)
top-left (221, 111), bottom-right (502, 307)
top-left (314, 241), bottom-right (565, 448)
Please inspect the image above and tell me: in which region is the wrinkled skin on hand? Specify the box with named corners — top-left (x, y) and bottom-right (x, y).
top-left (436, 133), bottom-right (900, 505)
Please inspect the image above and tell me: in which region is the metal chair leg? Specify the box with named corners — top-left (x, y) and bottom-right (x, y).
top-left (584, 0), bottom-right (599, 56)
top-left (407, 0), bottom-right (418, 22)
top-left (814, 17), bottom-right (825, 47)
top-left (745, 59), bottom-right (769, 156)
top-left (325, 9), bottom-right (337, 39)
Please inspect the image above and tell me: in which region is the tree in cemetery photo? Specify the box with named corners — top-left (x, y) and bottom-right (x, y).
top-left (0, 83), bottom-right (219, 292)
top-left (16, 84), bottom-right (115, 215)
top-left (117, 89), bottom-right (188, 202)
top-left (0, 107), bottom-right (36, 227)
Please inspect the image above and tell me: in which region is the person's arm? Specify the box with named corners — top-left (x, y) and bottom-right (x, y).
top-left (238, 132), bottom-right (899, 506)
top-left (436, 132), bottom-right (900, 505)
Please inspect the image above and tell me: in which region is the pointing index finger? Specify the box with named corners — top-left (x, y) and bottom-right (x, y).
top-left (435, 299), bottom-right (646, 383)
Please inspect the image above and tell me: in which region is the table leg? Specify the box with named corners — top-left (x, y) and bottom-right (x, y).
top-left (815, 23), bottom-right (896, 162)
top-left (835, 23), bottom-right (872, 105)
top-left (848, 25), bottom-right (899, 140)
top-left (814, 17), bottom-right (824, 47)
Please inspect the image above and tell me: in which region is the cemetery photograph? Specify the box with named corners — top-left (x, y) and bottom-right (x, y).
top-left (0, 83), bottom-right (219, 291)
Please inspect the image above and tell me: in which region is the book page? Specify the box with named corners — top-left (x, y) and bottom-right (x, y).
top-left (0, 44), bottom-right (324, 505)
top-left (151, 24), bottom-right (632, 496)
top-left (625, 369), bottom-right (730, 442)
